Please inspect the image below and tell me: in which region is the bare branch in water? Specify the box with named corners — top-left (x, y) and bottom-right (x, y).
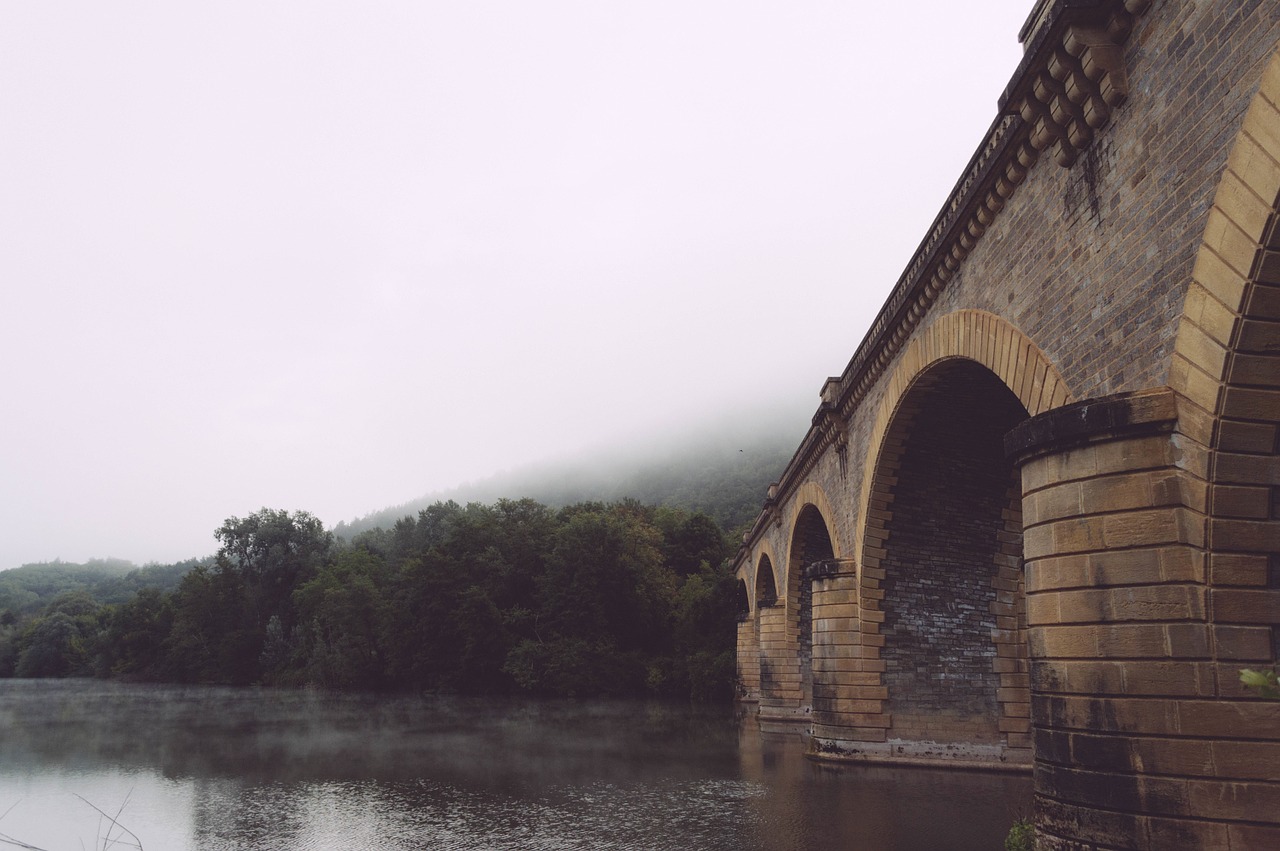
top-left (0, 796), bottom-right (142, 851)
top-left (0, 800), bottom-right (52, 851)
top-left (72, 796), bottom-right (143, 851)
top-left (0, 831), bottom-right (53, 851)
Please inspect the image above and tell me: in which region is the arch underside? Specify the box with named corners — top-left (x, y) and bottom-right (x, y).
top-left (851, 358), bottom-right (1033, 762)
top-left (789, 505), bottom-right (835, 713)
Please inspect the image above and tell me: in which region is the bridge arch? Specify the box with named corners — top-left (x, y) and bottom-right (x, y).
top-left (854, 310), bottom-right (1073, 569)
top-left (734, 578), bottom-right (750, 618)
top-left (827, 311), bottom-right (1070, 762)
top-left (780, 481), bottom-right (844, 570)
top-left (752, 549), bottom-right (779, 612)
top-left (1167, 42), bottom-right (1280, 606)
top-left (740, 543), bottom-right (782, 705)
top-left (861, 357), bottom-right (1037, 762)
top-left (785, 500), bottom-right (837, 714)
top-left (1169, 46), bottom-right (1280, 436)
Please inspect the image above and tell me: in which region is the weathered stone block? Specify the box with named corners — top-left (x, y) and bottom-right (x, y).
top-left (1213, 625), bottom-right (1275, 660)
top-left (1209, 589), bottom-right (1280, 623)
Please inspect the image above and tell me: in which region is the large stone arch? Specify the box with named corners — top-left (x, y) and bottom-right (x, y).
top-left (1169, 48), bottom-right (1280, 436)
top-left (1168, 46), bottom-right (1280, 664)
top-left (803, 310), bottom-right (1073, 760)
top-left (779, 481), bottom-right (844, 570)
top-left (748, 542), bottom-right (790, 710)
top-left (852, 310), bottom-right (1074, 571)
top-left (857, 359), bottom-right (1044, 764)
top-left (1167, 45), bottom-right (1280, 714)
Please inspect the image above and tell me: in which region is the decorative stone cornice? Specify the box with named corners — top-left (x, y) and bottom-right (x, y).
top-left (1005, 0), bottom-right (1150, 167)
top-left (734, 0), bottom-right (1151, 572)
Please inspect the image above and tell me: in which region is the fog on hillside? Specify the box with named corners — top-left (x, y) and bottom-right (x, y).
top-left (334, 400), bottom-right (814, 541)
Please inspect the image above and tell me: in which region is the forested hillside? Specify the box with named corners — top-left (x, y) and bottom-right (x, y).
top-left (0, 559), bottom-right (197, 616)
top-left (334, 424), bottom-right (798, 543)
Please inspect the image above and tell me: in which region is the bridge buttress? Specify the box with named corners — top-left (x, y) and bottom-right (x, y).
top-left (808, 559), bottom-right (865, 739)
top-left (1006, 387), bottom-right (1226, 849)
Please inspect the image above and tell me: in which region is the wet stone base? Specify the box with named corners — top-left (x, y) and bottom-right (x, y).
top-left (808, 736), bottom-right (1032, 773)
top-left (756, 699), bottom-right (811, 723)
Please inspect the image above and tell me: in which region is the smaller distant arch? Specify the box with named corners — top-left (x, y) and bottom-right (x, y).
top-left (789, 504), bottom-right (836, 573)
top-left (754, 552), bottom-right (778, 609)
top-left (735, 578), bottom-right (750, 620)
top-left (781, 482), bottom-right (843, 582)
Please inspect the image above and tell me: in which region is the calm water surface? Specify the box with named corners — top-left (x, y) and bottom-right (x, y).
top-left (0, 680), bottom-right (1030, 850)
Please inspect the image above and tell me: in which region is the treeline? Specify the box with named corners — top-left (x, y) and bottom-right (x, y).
top-left (0, 558), bottom-right (197, 615)
top-left (0, 500), bottom-right (743, 701)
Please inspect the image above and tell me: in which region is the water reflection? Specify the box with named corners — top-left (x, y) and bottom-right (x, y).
top-left (0, 680), bottom-right (1029, 850)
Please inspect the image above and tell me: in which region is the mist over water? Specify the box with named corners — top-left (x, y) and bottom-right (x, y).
top-left (0, 681), bottom-right (1030, 850)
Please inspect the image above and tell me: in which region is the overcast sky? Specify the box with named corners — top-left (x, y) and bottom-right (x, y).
top-left (1, 2), bottom-right (1029, 569)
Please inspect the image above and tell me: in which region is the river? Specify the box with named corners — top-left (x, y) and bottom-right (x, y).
top-left (0, 680), bottom-right (1030, 850)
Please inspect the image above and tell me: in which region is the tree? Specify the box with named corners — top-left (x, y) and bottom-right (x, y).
top-left (293, 548), bottom-right (389, 689)
top-left (12, 591), bottom-right (106, 678)
top-left (655, 508), bottom-right (730, 577)
top-left (215, 509), bottom-right (333, 619)
top-left (205, 508), bottom-right (335, 681)
top-left (15, 613), bottom-right (85, 677)
top-left (102, 587), bottom-right (173, 679)
top-left (1241, 669), bottom-right (1280, 699)
top-left (162, 563), bottom-right (257, 684)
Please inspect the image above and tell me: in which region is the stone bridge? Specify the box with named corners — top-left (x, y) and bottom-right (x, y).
top-left (732, 1), bottom-right (1280, 848)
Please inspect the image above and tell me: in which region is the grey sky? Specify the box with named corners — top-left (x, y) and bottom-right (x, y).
top-left (1, 2), bottom-right (1028, 568)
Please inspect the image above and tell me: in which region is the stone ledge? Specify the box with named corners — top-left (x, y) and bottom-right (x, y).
top-left (808, 737), bottom-right (1033, 773)
top-left (1005, 387), bottom-right (1178, 462)
top-left (804, 558), bottom-right (852, 581)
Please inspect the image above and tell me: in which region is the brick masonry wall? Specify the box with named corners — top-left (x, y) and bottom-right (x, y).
top-left (933, 2), bottom-right (1280, 401)
top-left (736, 618), bottom-right (760, 700)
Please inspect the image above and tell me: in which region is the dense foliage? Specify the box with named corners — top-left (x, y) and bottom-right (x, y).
top-left (0, 501), bottom-right (740, 701)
